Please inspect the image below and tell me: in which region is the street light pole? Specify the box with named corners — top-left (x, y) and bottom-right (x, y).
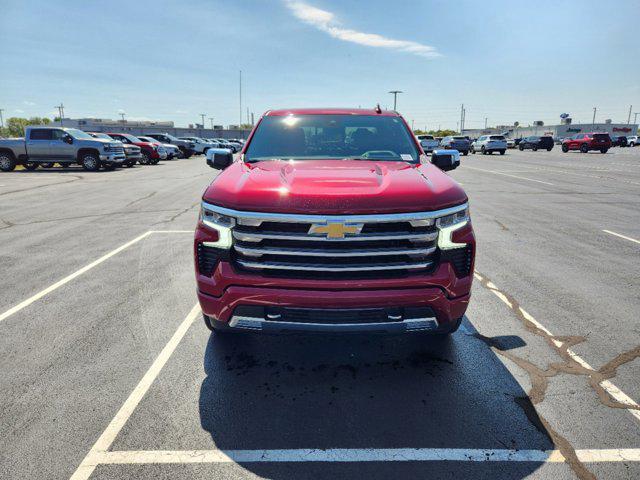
top-left (119, 112), bottom-right (126, 123)
top-left (0, 108), bottom-right (4, 129)
top-left (388, 90), bottom-right (402, 111)
top-left (209, 117), bottom-right (214, 130)
top-left (200, 113), bottom-right (206, 129)
top-left (634, 112), bottom-right (639, 124)
top-left (592, 107), bottom-right (597, 127)
top-left (55, 103), bottom-right (65, 126)
top-left (627, 105), bottom-right (633, 124)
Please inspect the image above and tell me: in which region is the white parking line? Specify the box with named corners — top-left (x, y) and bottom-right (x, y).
top-left (0, 230), bottom-right (192, 324)
top-left (69, 303), bottom-right (201, 480)
top-left (474, 272), bottom-right (640, 423)
top-left (83, 447), bottom-right (640, 465)
top-left (463, 166), bottom-right (555, 185)
top-left (603, 230), bottom-right (640, 245)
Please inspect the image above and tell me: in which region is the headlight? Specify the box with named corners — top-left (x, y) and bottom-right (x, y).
top-left (200, 204), bottom-right (235, 249)
top-left (436, 205), bottom-right (469, 250)
top-left (103, 145), bottom-right (111, 152)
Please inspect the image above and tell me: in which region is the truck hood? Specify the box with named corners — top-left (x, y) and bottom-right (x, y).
top-left (202, 159), bottom-right (467, 214)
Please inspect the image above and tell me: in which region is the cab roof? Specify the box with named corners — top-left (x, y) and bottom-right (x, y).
top-left (265, 108), bottom-right (400, 117)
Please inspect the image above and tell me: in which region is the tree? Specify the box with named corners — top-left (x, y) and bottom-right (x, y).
top-left (0, 116), bottom-right (53, 137)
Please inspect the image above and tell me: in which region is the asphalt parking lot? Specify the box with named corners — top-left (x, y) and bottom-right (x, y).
top-left (1, 148), bottom-right (639, 480)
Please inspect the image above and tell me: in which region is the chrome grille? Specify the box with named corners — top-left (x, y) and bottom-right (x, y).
top-left (212, 207), bottom-right (454, 278)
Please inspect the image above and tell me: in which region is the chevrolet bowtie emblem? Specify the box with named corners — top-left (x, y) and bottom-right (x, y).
top-left (308, 222), bottom-right (364, 239)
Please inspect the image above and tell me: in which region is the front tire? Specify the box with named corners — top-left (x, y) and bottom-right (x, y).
top-left (0, 152), bottom-right (17, 172)
top-left (481, 146), bottom-right (486, 155)
top-left (547, 147), bottom-right (552, 151)
top-left (499, 150), bottom-right (505, 155)
top-left (81, 152), bottom-right (100, 171)
top-left (600, 148), bottom-right (608, 154)
top-left (580, 144), bottom-right (589, 153)
top-left (519, 145), bottom-right (524, 151)
top-left (532, 146), bottom-right (538, 151)
top-left (140, 151), bottom-right (151, 165)
top-left (562, 144), bottom-right (569, 152)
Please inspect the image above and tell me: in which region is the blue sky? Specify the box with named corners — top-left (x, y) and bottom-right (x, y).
top-left (1, 0), bottom-right (639, 129)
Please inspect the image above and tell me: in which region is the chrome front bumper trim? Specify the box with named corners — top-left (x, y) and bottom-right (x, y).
top-left (228, 315), bottom-right (439, 333)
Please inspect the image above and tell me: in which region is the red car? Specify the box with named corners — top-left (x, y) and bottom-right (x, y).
top-left (106, 133), bottom-right (165, 164)
top-left (562, 132), bottom-right (611, 154)
top-left (194, 108), bottom-right (475, 338)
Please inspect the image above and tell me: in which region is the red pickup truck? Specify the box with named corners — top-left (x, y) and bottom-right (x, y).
top-left (195, 108), bottom-right (475, 338)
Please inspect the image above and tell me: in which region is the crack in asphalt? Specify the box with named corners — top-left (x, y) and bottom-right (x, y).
top-left (0, 209), bottom-right (187, 228)
top-left (0, 174), bottom-right (84, 196)
top-left (472, 270), bottom-right (640, 480)
top-left (124, 190), bottom-right (157, 207)
top-left (152, 201), bottom-right (199, 225)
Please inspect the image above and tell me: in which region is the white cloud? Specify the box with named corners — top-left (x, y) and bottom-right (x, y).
top-left (23, 101), bottom-right (36, 106)
top-left (14, 109), bottom-right (24, 114)
top-left (284, 1), bottom-right (440, 58)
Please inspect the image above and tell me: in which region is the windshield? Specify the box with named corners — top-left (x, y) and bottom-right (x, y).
top-left (92, 133), bottom-right (113, 140)
top-left (119, 134), bottom-right (141, 142)
top-left (245, 114), bottom-right (419, 162)
top-left (489, 135), bottom-right (505, 140)
top-left (67, 128), bottom-right (95, 140)
top-left (452, 136), bottom-right (467, 140)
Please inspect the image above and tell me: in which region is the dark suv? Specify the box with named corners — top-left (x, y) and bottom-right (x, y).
top-left (518, 136), bottom-right (554, 152)
top-left (440, 136), bottom-right (470, 155)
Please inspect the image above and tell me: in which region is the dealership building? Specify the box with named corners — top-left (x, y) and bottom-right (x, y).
top-left (55, 117), bottom-right (252, 140)
top-left (463, 122), bottom-right (638, 140)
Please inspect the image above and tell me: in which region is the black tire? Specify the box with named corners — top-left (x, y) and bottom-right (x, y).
top-left (140, 151), bottom-right (151, 165)
top-left (546, 147), bottom-right (552, 151)
top-left (532, 146), bottom-right (538, 151)
top-left (0, 152), bottom-right (17, 172)
top-left (433, 317), bottom-right (463, 337)
top-left (518, 145), bottom-right (524, 151)
top-left (25, 162), bottom-right (39, 170)
top-left (481, 146), bottom-right (486, 155)
top-left (41, 162), bottom-right (54, 168)
top-left (103, 163), bottom-right (117, 171)
top-left (125, 161), bottom-right (135, 168)
top-left (499, 150), bottom-right (505, 155)
top-left (600, 148), bottom-right (608, 154)
top-left (462, 150), bottom-right (468, 156)
top-left (562, 144), bottom-right (569, 153)
top-left (80, 152), bottom-right (100, 171)
top-left (203, 314), bottom-right (240, 335)
top-left (150, 157), bottom-right (159, 165)
top-left (580, 144), bottom-right (589, 153)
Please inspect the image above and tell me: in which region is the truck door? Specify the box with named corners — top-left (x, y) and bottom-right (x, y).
top-left (50, 129), bottom-right (76, 161)
top-left (27, 129), bottom-right (53, 159)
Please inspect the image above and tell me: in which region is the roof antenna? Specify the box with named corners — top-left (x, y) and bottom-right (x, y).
top-left (374, 104), bottom-right (382, 114)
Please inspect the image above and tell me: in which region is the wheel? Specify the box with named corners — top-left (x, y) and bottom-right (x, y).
top-left (481, 146), bottom-right (486, 155)
top-left (499, 150), bottom-right (505, 155)
top-left (125, 161), bottom-right (135, 168)
top-left (580, 144), bottom-right (589, 153)
top-left (41, 162), bottom-right (54, 168)
top-left (600, 148), bottom-right (608, 154)
top-left (25, 162), bottom-right (39, 170)
top-left (532, 146), bottom-right (538, 151)
top-left (80, 152), bottom-right (100, 171)
top-left (462, 150), bottom-right (468, 156)
top-left (150, 157), bottom-right (159, 165)
top-left (61, 163), bottom-right (71, 168)
top-left (103, 163), bottom-right (117, 171)
top-left (470, 146), bottom-right (475, 154)
top-left (630, 142), bottom-right (636, 147)
top-left (203, 314), bottom-right (240, 335)
top-left (0, 152), bottom-right (17, 171)
top-left (562, 144), bottom-right (569, 152)
top-left (139, 151), bottom-right (151, 165)
top-left (433, 317), bottom-right (463, 337)
top-left (519, 145), bottom-right (524, 151)
top-left (547, 147), bottom-right (552, 151)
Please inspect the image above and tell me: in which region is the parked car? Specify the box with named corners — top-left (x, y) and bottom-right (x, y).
top-left (213, 138), bottom-right (239, 153)
top-left (506, 139), bottom-right (516, 149)
top-left (178, 137), bottom-right (212, 155)
top-left (196, 107), bottom-right (474, 337)
top-left (518, 136), bottom-right (554, 151)
top-left (145, 133), bottom-right (196, 158)
top-left (627, 135), bottom-right (638, 147)
top-left (416, 134), bottom-right (439, 153)
top-left (106, 133), bottom-right (166, 164)
top-left (440, 136), bottom-right (470, 155)
top-left (0, 126), bottom-right (125, 171)
top-left (137, 136), bottom-right (180, 159)
top-left (561, 133), bottom-right (611, 153)
top-left (610, 135), bottom-right (628, 147)
top-left (88, 132), bottom-right (141, 167)
top-left (471, 135), bottom-right (507, 155)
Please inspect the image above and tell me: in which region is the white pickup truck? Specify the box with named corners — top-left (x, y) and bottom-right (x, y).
top-left (0, 126), bottom-right (126, 171)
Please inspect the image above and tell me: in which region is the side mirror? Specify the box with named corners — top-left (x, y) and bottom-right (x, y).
top-left (207, 151), bottom-right (233, 170)
top-left (63, 134), bottom-right (73, 144)
top-left (431, 150), bottom-right (459, 172)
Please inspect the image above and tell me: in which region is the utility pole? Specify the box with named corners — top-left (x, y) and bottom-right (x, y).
top-left (634, 112), bottom-right (639, 124)
top-left (0, 108), bottom-right (4, 129)
top-left (627, 105), bottom-right (633, 124)
top-left (484, 117), bottom-right (488, 129)
top-left (55, 103), bottom-right (65, 126)
top-left (251, 112), bottom-right (255, 126)
top-left (388, 90), bottom-right (402, 111)
top-left (592, 107), bottom-right (597, 127)
top-left (461, 107), bottom-right (466, 132)
top-left (460, 104), bottom-right (464, 133)
top-left (200, 114), bottom-right (206, 130)
top-left (239, 70), bottom-right (242, 128)
top-left (209, 117), bottom-right (214, 130)
top-left (246, 107), bottom-right (250, 126)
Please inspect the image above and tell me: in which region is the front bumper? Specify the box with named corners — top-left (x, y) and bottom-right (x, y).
top-left (100, 153), bottom-right (126, 164)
